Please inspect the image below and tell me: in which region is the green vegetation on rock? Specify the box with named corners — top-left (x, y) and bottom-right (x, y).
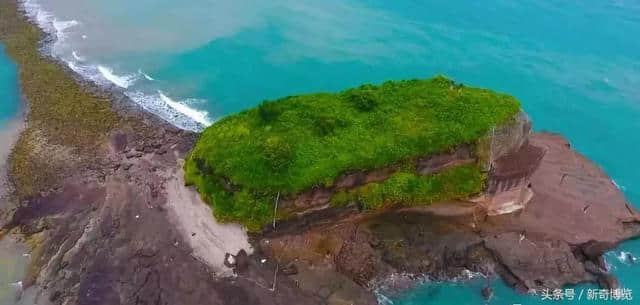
top-left (185, 77), bottom-right (520, 230)
top-left (331, 163), bottom-right (486, 210)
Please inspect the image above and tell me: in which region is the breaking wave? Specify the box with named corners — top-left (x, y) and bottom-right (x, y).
top-left (139, 69), bottom-right (156, 81)
top-left (71, 51), bottom-right (84, 61)
top-left (20, 0), bottom-right (212, 132)
top-left (615, 251), bottom-right (636, 265)
top-left (97, 65), bottom-right (137, 89)
top-left (158, 92), bottom-right (211, 126)
top-left (371, 270), bottom-right (487, 305)
top-left (125, 91), bottom-right (210, 132)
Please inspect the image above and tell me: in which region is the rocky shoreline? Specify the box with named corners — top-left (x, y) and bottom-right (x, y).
top-left (2, 0), bottom-right (640, 304)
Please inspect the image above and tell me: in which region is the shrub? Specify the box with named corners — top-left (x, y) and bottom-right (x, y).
top-left (262, 136), bottom-right (292, 172)
top-left (345, 90), bottom-right (378, 112)
top-left (258, 100), bottom-right (282, 123)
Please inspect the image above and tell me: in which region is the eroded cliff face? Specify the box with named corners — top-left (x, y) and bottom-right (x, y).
top-left (274, 110), bottom-right (533, 221)
top-left (481, 111), bottom-right (533, 170)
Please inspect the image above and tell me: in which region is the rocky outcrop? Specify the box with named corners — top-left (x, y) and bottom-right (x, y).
top-left (260, 133), bottom-right (640, 299)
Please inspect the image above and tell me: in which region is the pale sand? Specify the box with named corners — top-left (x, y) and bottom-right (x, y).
top-left (164, 163), bottom-right (253, 277)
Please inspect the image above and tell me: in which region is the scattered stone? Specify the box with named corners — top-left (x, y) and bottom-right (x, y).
top-left (125, 151), bottom-right (143, 159)
top-left (584, 260), bottom-right (605, 275)
top-left (224, 253), bottom-right (236, 268)
top-left (49, 290), bottom-right (62, 302)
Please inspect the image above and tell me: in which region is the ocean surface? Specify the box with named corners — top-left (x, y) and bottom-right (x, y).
top-left (2, 0), bottom-right (640, 304)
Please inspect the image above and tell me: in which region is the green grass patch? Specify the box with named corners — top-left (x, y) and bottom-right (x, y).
top-left (331, 163), bottom-right (485, 209)
top-left (185, 77), bottom-right (520, 230)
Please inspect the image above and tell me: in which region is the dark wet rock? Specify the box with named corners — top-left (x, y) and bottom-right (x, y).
top-left (598, 274), bottom-right (620, 290)
top-left (582, 241), bottom-right (617, 260)
top-left (584, 260), bottom-right (606, 275)
top-left (49, 290), bottom-right (62, 302)
top-left (481, 286), bottom-right (493, 300)
top-left (281, 262), bottom-right (298, 276)
top-left (235, 249), bottom-right (250, 274)
top-left (224, 253), bottom-right (236, 268)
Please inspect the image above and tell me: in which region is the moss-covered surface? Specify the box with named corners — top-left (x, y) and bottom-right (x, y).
top-left (185, 77), bottom-right (520, 230)
top-left (0, 0), bottom-right (119, 199)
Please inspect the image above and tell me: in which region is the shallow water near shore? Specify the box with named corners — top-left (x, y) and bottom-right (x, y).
top-left (6, 0), bottom-right (640, 304)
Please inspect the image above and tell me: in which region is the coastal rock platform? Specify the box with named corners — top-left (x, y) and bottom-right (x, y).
top-left (259, 133), bottom-right (640, 300)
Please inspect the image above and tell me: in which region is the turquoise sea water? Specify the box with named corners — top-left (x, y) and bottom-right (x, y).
top-left (0, 44), bottom-right (19, 127)
top-left (5, 0), bottom-right (640, 304)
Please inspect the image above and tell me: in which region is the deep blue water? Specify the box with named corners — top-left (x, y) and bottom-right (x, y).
top-left (7, 0), bottom-right (640, 303)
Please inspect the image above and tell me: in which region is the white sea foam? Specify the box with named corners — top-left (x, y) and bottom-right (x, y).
top-left (97, 65), bottom-right (137, 88)
top-left (616, 251), bottom-right (636, 265)
top-left (611, 179), bottom-right (627, 191)
top-left (371, 269), bottom-right (488, 305)
top-left (125, 91), bottom-right (209, 132)
top-left (9, 281), bottom-right (23, 290)
top-left (374, 291), bottom-right (395, 305)
top-left (159, 92), bottom-right (212, 126)
top-left (20, 0), bottom-right (211, 133)
top-left (71, 51), bottom-right (84, 61)
top-left (138, 69), bottom-right (155, 81)
top-left (52, 19), bottom-right (79, 41)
